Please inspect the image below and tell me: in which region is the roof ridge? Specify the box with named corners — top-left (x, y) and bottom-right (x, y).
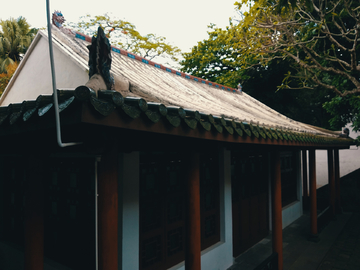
top-left (71, 30), bottom-right (240, 94)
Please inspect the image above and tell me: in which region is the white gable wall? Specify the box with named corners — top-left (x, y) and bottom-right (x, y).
top-left (315, 125), bottom-right (360, 188)
top-left (0, 34), bottom-right (88, 106)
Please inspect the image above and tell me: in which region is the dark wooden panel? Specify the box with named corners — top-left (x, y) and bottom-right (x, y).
top-left (231, 151), bottom-right (269, 257)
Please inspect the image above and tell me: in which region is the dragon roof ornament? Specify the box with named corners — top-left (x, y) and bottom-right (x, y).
top-left (52, 10), bottom-right (75, 35)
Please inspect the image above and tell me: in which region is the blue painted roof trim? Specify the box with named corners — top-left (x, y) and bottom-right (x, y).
top-left (112, 47), bottom-right (121, 53)
top-left (73, 32), bottom-right (239, 94)
top-left (75, 33), bottom-right (85, 40)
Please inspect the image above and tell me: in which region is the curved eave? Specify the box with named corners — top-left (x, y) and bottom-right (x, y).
top-left (0, 89), bottom-right (354, 149)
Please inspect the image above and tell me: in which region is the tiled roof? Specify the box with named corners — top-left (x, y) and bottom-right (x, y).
top-left (0, 89), bottom-right (353, 147)
top-left (73, 31), bottom-right (237, 93)
top-left (0, 26), bottom-right (353, 147)
top-left (36, 27), bottom-right (341, 137)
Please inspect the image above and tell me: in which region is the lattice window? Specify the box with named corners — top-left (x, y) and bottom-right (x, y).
top-left (1, 157), bottom-right (25, 245)
top-left (167, 228), bottom-right (183, 256)
top-left (200, 152), bottom-right (220, 249)
top-left (231, 150), bottom-right (269, 256)
top-left (142, 235), bottom-right (163, 267)
top-left (140, 151), bottom-right (221, 270)
top-left (281, 152), bottom-right (298, 206)
top-left (140, 152), bottom-right (185, 270)
top-left (44, 158), bottom-right (95, 270)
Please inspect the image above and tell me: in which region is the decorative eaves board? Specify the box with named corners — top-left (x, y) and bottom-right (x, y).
top-left (0, 89), bottom-right (353, 148)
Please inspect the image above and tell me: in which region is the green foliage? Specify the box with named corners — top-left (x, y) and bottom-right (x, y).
top-left (180, 24), bottom-right (244, 87)
top-left (182, 0), bottom-right (360, 133)
top-left (0, 17), bottom-right (37, 73)
top-left (235, 0), bottom-right (360, 98)
top-left (0, 62), bottom-right (18, 95)
top-left (244, 60), bottom-right (335, 129)
top-left (69, 14), bottom-right (181, 66)
top-left (323, 95), bottom-right (360, 131)
top-left (180, 2), bottom-right (335, 129)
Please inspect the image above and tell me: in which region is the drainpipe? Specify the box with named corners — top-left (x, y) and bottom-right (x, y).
top-left (95, 158), bottom-right (99, 270)
top-left (46, 0), bottom-right (82, 148)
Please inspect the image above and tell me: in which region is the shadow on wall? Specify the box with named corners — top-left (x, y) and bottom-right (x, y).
top-left (315, 148), bottom-right (360, 188)
top-left (316, 168), bottom-right (360, 213)
top-left (339, 168), bottom-right (360, 213)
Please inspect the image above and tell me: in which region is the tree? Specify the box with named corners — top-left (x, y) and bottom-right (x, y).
top-left (236, 0), bottom-right (360, 97)
top-left (0, 17), bottom-right (37, 73)
top-left (0, 62), bottom-right (18, 95)
top-left (180, 8), bottom-right (335, 129)
top-left (181, 0), bottom-right (360, 132)
top-left (68, 14), bottom-right (181, 67)
top-left (180, 23), bottom-right (244, 87)
top-left (234, 0), bottom-right (360, 133)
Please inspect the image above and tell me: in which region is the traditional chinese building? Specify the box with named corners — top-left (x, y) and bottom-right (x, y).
top-left (0, 19), bottom-right (353, 270)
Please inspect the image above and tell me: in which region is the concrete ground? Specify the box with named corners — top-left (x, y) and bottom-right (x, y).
top-left (228, 213), bottom-right (352, 270)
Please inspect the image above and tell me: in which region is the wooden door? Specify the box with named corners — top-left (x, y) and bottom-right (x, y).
top-left (231, 151), bottom-right (269, 257)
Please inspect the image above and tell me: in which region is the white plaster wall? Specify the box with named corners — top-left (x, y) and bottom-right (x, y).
top-left (315, 125), bottom-right (360, 188)
top-left (172, 148), bottom-right (234, 270)
top-left (316, 150), bottom-right (330, 188)
top-left (282, 201), bottom-right (302, 229)
top-left (282, 151), bottom-right (303, 229)
top-left (1, 36), bottom-right (88, 106)
top-left (121, 152), bottom-right (140, 270)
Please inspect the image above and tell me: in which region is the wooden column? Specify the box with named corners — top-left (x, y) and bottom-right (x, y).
top-left (98, 141), bottom-right (119, 270)
top-left (184, 152), bottom-right (201, 270)
top-left (327, 149), bottom-right (336, 215)
top-left (272, 151), bottom-right (283, 270)
top-left (334, 149), bottom-right (341, 213)
top-left (309, 149), bottom-right (318, 237)
top-left (24, 157), bottom-right (44, 270)
top-left (302, 150), bottom-right (308, 208)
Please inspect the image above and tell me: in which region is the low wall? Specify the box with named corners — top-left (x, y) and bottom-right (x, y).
top-left (315, 125), bottom-right (360, 188)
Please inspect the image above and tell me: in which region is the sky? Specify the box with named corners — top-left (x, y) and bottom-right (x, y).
top-left (0, 0), bottom-right (239, 54)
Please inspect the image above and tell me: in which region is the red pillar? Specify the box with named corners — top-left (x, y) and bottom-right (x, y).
top-left (272, 151), bottom-right (283, 270)
top-left (309, 149), bottom-right (318, 237)
top-left (98, 143), bottom-right (118, 270)
top-left (24, 158), bottom-right (44, 270)
top-left (184, 152), bottom-right (201, 270)
top-left (302, 150), bottom-right (308, 207)
top-left (327, 149), bottom-right (336, 215)
top-left (334, 149), bottom-right (341, 213)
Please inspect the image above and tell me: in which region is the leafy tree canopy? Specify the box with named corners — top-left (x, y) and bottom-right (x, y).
top-left (69, 14), bottom-right (181, 67)
top-left (236, 0), bottom-right (360, 97)
top-left (181, 0), bottom-right (360, 132)
top-left (236, 0), bottom-right (360, 132)
top-left (180, 23), bottom-right (244, 87)
top-left (0, 17), bottom-right (37, 73)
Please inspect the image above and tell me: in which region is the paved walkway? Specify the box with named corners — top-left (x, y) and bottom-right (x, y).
top-left (318, 213), bottom-right (360, 270)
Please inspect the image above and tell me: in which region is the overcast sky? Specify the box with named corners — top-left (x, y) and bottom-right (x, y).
top-left (0, 0), bottom-right (239, 54)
